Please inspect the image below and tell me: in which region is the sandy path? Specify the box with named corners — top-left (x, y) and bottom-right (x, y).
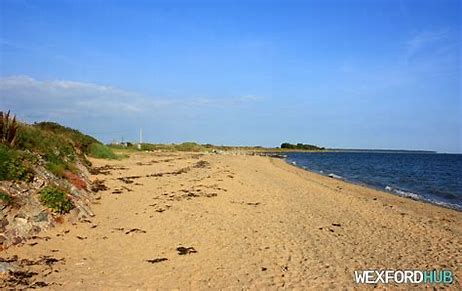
top-left (1, 152), bottom-right (461, 289)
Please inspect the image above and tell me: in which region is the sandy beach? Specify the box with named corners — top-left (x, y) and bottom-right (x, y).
top-left (1, 151), bottom-right (461, 289)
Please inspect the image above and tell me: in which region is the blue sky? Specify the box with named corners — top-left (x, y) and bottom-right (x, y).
top-left (0, 0), bottom-right (460, 152)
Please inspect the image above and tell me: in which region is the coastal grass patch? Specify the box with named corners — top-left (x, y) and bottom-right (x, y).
top-left (17, 121), bottom-right (123, 167)
top-left (45, 162), bottom-right (67, 178)
top-left (39, 186), bottom-right (74, 214)
top-left (174, 142), bottom-right (206, 152)
top-left (33, 121), bottom-right (99, 154)
top-left (0, 144), bottom-right (35, 181)
top-left (89, 143), bottom-right (127, 159)
top-left (16, 122), bottom-right (86, 176)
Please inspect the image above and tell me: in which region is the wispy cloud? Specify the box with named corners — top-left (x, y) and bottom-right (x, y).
top-left (402, 28), bottom-right (460, 80)
top-left (404, 28), bottom-right (455, 62)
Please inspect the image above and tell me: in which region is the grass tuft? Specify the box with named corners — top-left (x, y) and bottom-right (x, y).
top-left (88, 143), bottom-right (125, 159)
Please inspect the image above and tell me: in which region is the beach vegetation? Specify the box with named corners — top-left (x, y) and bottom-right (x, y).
top-left (17, 121), bottom-right (122, 168)
top-left (39, 186), bottom-right (74, 214)
top-left (0, 144), bottom-right (35, 181)
top-left (89, 143), bottom-right (120, 159)
top-left (109, 142), bottom-right (303, 153)
top-left (1, 111), bottom-right (124, 180)
top-left (174, 142), bottom-right (206, 152)
top-left (0, 110), bottom-right (19, 147)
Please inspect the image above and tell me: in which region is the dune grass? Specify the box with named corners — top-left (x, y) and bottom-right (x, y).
top-left (0, 118), bottom-right (125, 181)
top-left (89, 143), bottom-right (127, 159)
top-left (0, 144), bottom-right (35, 181)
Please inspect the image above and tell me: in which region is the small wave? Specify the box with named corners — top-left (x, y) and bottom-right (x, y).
top-left (384, 185), bottom-right (462, 211)
top-left (394, 189), bottom-right (421, 200)
top-left (430, 200), bottom-right (462, 211)
top-left (328, 173), bottom-right (343, 179)
top-left (385, 185), bottom-right (421, 200)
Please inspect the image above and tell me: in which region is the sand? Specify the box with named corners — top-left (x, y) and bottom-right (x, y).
top-left (1, 151), bottom-right (461, 289)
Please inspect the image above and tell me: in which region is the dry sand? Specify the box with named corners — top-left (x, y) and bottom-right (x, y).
top-left (1, 151), bottom-right (461, 289)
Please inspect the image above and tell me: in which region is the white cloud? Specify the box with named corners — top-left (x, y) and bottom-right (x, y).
top-left (0, 75), bottom-right (262, 122)
top-left (0, 75), bottom-right (150, 119)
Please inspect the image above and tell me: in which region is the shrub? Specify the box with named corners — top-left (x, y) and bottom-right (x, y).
top-left (0, 192), bottom-right (12, 204)
top-left (39, 186), bottom-right (74, 214)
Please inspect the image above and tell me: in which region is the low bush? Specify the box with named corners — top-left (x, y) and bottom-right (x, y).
top-left (39, 186), bottom-right (74, 214)
top-left (0, 192), bottom-right (12, 204)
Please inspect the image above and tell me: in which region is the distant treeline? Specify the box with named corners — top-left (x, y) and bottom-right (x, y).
top-left (280, 143), bottom-right (324, 150)
top-left (329, 148), bottom-right (437, 154)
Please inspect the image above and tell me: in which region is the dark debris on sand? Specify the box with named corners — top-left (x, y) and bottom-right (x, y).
top-left (117, 176), bottom-right (142, 184)
top-left (176, 246), bottom-right (197, 255)
top-left (0, 255), bottom-right (64, 289)
top-left (125, 228), bottom-right (146, 235)
top-left (91, 179), bottom-right (108, 192)
top-left (90, 165), bottom-right (128, 175)
top-left (192, 160), bottom-right (210, 168)
top-left (146, 258), bottom-right (168, 264)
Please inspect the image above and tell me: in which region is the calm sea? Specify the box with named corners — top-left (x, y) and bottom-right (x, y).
top-left (284, 152), bottom-right (462, 211)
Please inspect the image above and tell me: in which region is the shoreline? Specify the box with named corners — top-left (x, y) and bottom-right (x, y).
top-left (270, 156), bottom-right (462, 217)
top-left (281, 152), bottom-right (462, 213)
top-left (1, 151), bottom-right (460, 288)
top-left (283, 157), bottom-right (462, 212)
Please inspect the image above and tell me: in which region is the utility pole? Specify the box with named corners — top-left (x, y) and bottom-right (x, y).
top-left (137, 128), bottom-right (142, 150)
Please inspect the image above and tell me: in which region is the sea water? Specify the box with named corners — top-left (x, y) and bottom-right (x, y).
top-left (285, 152), bottom-right (462, 211)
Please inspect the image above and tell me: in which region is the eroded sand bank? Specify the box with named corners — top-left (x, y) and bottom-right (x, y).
top-left (1, 151), bottom-right (461, 289)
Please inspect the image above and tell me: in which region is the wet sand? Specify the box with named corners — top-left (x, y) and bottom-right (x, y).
top-left (1, 151), bottom-right (461, 289)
